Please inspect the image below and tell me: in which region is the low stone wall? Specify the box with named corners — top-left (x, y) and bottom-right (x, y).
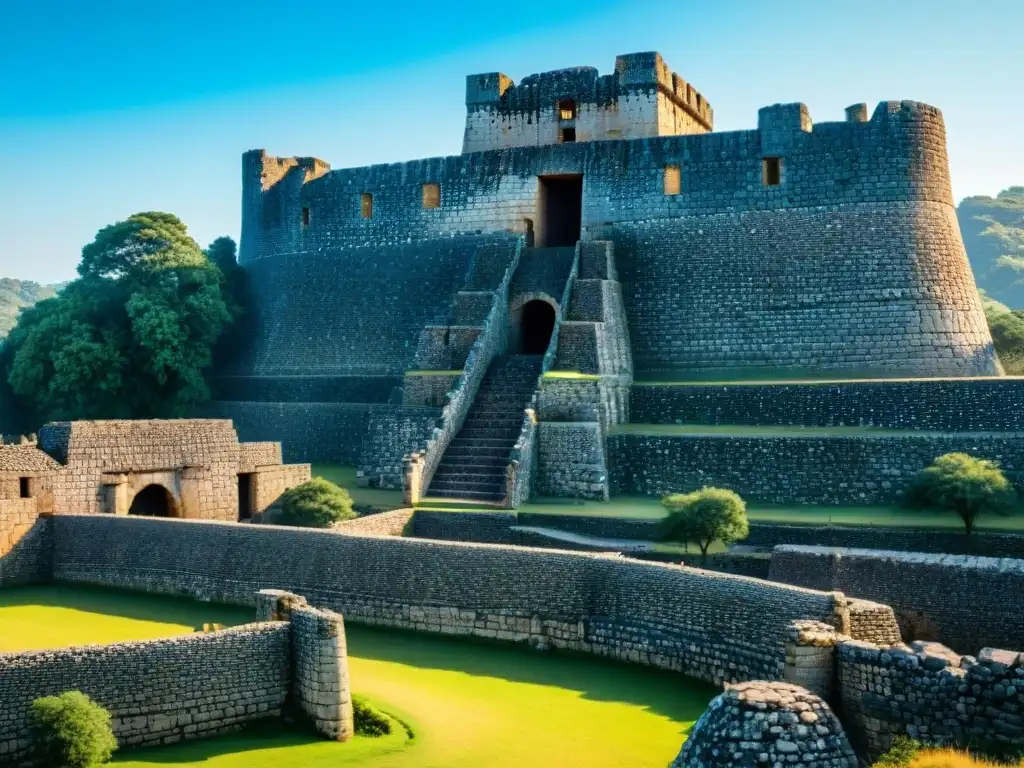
top-left (47, 515), bottom-right (870, 688)
top-left (0, 623), bottom-right (290, 765)
top-left (769, 546), bottom-right (1024, 653)
top-left (358, 406), bottom-right (440, 489)
top-left (745, 522), bottom-right (1024, 558)
top-left (411, 510), bottom-right (518, 543)
top-left (535, 423), bottom-right (609, 500)
top-left (251, 464), bottom-right (311, 523)
top-left (631, 377), bottom-right (1024, 432)
top-left (0, 505), bottom-right (49, 587)
top-left (608, 432), bottom-right (1024, 504)
top-left (839, 642), bottom-right (1024, 758)
top-left (334, 509), bottom-right (414, 537)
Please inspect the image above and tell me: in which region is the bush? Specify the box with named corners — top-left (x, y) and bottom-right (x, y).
top-left (660, 487), bottom-right (749, 555)
top-left (277, 478), bottom-right (355, 528)
top-left (875, 736), bottom-right (922, 767)
top-left (353, 695), bottom-right (392, 737)
top-left (903, 453), bottom-right (1015, 535)
top-left (32, 691), bottom-right (117, 768)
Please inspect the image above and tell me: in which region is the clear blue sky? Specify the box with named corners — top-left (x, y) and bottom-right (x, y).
top-left (1, 0), bottom-right (1021, 283)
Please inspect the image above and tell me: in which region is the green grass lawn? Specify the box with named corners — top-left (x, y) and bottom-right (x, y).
top-left (1, 585), bottom-right (716, 768)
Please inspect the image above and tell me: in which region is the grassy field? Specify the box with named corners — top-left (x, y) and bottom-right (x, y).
top-left (1, 585), bottom-right (716, 768)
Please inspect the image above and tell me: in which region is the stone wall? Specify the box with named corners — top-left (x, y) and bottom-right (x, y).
top-left (357, 406), bottom-right (440, 489)
top-left (241, 99), bottom-right (997, 379)
top-left (535, 423), bottom-right (608, 499)
top-left (769, 546), bottom-right (1024, 653)
top-left (0, 505), bottom-right (49, 586)
top-left (607, 432), bottom-right (1024, 504)
top-left (249, 464), bottom-right (311, 523)
top-left (334, 509), bottom-right (414, 537)
top-left (745, 522), bottom-right (1024, 558)
top-left (0, 623), bottom-right (291, 765)
top-left (48, 515), bottom-right (872, 688)
top-left (200, 401), bottom-right (372, 464)
top-left (631, 378), bottom-right (1024, 432)
top-left (839, 642), bottom-right (1024, 758)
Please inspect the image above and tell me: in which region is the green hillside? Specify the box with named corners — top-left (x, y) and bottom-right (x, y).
top-left (958, 187), bottom-right (1024, 308)
top-left (0, 278), bottom-right (63, 339)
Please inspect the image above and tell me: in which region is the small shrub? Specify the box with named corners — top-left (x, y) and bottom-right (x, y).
top-left (659, 487), bottom-right (749, 555)
top-left (903, 453), bottom-right (1015, 535)
top-left (277, 477), bottom-right (355, 528)
top-left (876, 736), bottom-right (923, 767)
top-left (32, 690), bottom-right (117, 768)
top-left (353, 695), bottom-right (392, 737)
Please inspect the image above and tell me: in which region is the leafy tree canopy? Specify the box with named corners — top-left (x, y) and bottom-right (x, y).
top-left (1, 214), bottom-right (236, 425)
top-left (660, 487), bottom-right (749, 555)
top-left (277, 477), bottom-right (356, 528)
top-left (980, 292), bottom-right (1024, 374)
top-left (903, 452), bottom-right (1015, 536)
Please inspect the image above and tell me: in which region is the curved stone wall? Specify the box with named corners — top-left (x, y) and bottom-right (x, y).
top-left (47, 515), bottom-right (851, 687)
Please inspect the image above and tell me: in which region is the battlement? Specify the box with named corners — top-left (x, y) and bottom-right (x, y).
top-left (463, 52), bottom-right (712, 153)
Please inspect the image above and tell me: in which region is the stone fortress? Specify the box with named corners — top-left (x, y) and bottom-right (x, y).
top-left (2, 51), bottom-right (1024, 768)
top-left (201, 51), bottom-right (1022, 508)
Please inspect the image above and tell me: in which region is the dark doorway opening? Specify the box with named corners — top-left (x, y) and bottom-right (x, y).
top-left (19, 477), bottom-right (31, 498)
top-left (129, 485), bottom-right (173, 517)
top-left (520, 300), bottom-right (556, 354)
top-left (238, 473), bottom-right (254, 521)
top-left (538, 175), bottom-right (582, 247)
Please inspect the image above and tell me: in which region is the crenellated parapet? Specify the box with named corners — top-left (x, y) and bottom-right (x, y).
top-left (463, 52), bottom-right (713, 153)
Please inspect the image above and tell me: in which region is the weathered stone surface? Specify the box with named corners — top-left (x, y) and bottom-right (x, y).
top-left (671, 680), bottom-right (857, 767)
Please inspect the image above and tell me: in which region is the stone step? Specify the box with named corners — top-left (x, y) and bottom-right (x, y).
top-left (431, 469), bottom-right (506, 484)
top-left (442, 444), bottom-right (512, 458)
top-left (426, 488), bottom-right (505, 503)
top-left (429, 478), bottom-right (505, 494)
top-left (457, 428), bottom-right (521, 441)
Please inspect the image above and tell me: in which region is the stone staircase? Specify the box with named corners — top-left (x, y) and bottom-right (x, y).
top-left (426, 355), bottom-right (544, 503)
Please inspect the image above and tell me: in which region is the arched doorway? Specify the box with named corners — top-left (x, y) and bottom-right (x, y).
top-left (128, 485), bottom-right (174, 517)
top-left (520, 300), bottom-right (556, 354)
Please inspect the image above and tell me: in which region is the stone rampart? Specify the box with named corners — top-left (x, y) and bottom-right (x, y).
top-left (333, 509), bottom-right (414, 537)
top-left (839, 642), bottom-right (1024, 758)
top-left (0, 623), bottom-right (290, 765)
top-left (242, 100), bottom-right (998, 379)
top-left (631, 378), bottom-right (1024, 432)
top-left (608, 432), bottom-right (1024, 504)
top-left (769, 546), bottom-right (1024, 653)
top-left (47, 515), bottom-right (869, 687)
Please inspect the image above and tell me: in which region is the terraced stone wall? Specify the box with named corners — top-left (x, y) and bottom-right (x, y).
top-left (769, 546), bottom-right (1024, 653)
top-left (607, 432), bottom-right (1024, 504)
top-left (631, 378), bottom-right (1024, 431)
top-left (0, 624), bottom-right (291, 766)
top-left (200, 401), bottom-right (372, 464)
top-left (49, 515), bottom-right (854, 687)
top-left (357, 406), bottom-right (441, 489)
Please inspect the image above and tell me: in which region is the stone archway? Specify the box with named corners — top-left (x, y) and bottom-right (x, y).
top-left (128, 484), bottom-right (177, 517)
top-left (520, 300), bottom-right (556, 354)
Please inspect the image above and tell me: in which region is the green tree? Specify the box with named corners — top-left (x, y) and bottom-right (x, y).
top-left (903, 453), bottom-right (1016, 535)
top-left (1, 213), bottom-right (234, 423)
top-left (981, 293), bottom-right (1024, 374)
top-left (204, 236), bottom-right (251, 370)
top-left (660, 487), bottom-right (749, 555)
top-left (32, 691), bottom-right (117, 768)
top-left (277, 477), bottom-right (356, 528)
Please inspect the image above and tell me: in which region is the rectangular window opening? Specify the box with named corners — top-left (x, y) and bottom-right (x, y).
top-left (19, 477), bottom-right (31, 498)
top-left (762, 157), bottom-right (782, 186)
top-left (560, 127), bottom-right (576, 144)
top-left (360, 193), bottom-right (373, 219)
top-left (301, 206), bottom-right (310, 227)
top-left (664, 165), bottom-right (681, 195)
top-left (422, 183), bottom-right (441, 209)
top-left (558, 99), bottom-right (576, 121)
